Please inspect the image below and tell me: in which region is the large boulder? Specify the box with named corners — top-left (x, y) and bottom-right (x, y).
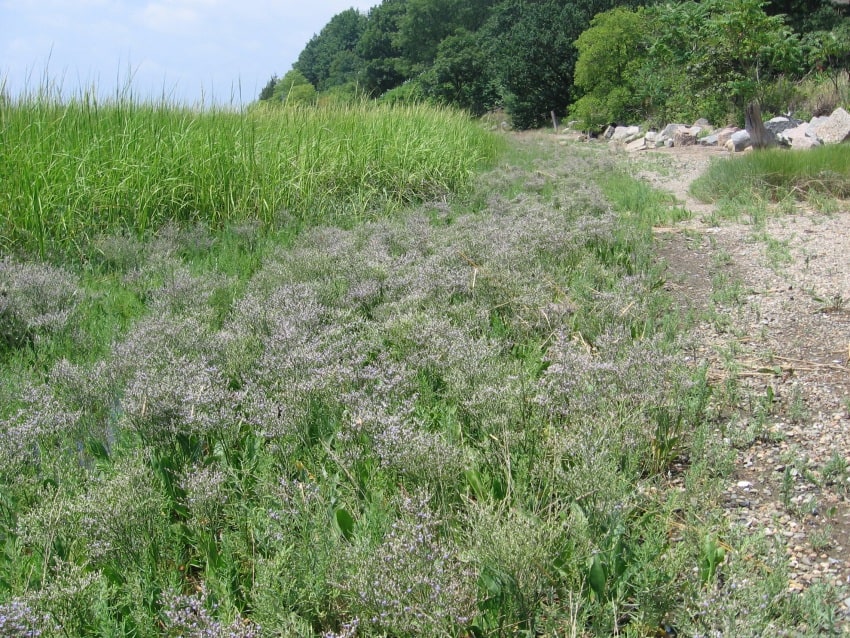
top-left (725, 130), bottom-right (751, 152)
top-left (715, 126), bottom-right (741, 146)
top-left (674, 125), bottom-right (702, 146)
top-left (778, 123), bottom-right (822, 150)
top-left (765, 116), bottom-right (803, 138)
top-left (626, 136), bottom-right (648, 152)
top-left (661, 123), bottom-right (683, 137)
top-left (610, 125), bottom-right (641, 142)
top-left (810, 108), bottom-right (850, 144)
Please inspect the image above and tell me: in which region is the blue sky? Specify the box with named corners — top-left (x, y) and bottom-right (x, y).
top-left (1, 0), bottom-right (377, 105)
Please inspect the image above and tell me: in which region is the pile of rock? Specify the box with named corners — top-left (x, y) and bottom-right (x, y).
top-left (593, 107), bottom-right (850, 153)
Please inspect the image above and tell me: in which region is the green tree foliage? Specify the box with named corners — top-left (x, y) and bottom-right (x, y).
top-left (295, 9), bottom-right (367, 91)
top-left (271, 70), bottom-right (318, 105)
top-left (570, 7), bottom-right (649, 129)
top-left (420, 29), bottom-right (499, 115)
top-left (571, 0), bottom-right (806, 128)
top-left (258, 75), bottom-right (278, 101)
top-left (648, 0), bottom-right (804, 123)
top-left (764, 0), bottom-right (846, 32)
top-left (396, 0), bottom-right (498, 72)
top-left (481, 0), bottom-right (573, 129)
top-left (483, 0), bottom-right (640, 129)
top-left (276, 0), bottom-right (828, 129)
top-left (356, 0), bottom-right (408, 95)
top-left (804, 19), bottom-right (850, 94)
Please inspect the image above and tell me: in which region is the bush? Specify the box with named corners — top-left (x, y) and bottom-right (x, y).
top-left (0, 259), bottom-right (80, 349)
top-left (570, 7), bottom-right (649, 130)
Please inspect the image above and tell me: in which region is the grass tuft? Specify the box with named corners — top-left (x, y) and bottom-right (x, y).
top-left (0, 91), bottom-right (499, 257)
top-left (691, 145), bottom-right (850, 205)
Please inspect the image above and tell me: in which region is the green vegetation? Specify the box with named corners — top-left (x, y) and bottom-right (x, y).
top-left (262, 0), bottom-right (847, 129)
top-left (691, 144), bottom-right (850, 204)
top-left (2, 86), bottom-right (844, 634)
top-left (571, 0), bottom-right (806, 128)
top-left (0, 93), bottom-right (498, 257)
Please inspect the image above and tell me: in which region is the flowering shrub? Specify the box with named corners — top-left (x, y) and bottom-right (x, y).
top-left (0, 259), bottom-right (80, 349)
top-left (341, 491), bottom-right (477, 635)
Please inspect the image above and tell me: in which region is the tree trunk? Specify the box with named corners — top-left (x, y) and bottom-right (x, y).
top-left (745, 101), bottom-right (776, 150)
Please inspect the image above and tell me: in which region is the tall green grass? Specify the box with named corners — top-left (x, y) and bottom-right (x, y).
top-left (691, 144), bottom-right (850, 204)
top-left (0, 92), bottom-right (499, 256)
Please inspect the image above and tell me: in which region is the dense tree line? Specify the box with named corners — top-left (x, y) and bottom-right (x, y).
top-left (259, 0), bottom-right (849, 129)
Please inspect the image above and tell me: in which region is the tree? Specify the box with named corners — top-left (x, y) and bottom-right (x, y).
top-left (804, 19), bottom-right (850, 97)
top-left (646, 0), bottom-right (804, 122)
top-left (356, 0), bottom-right (408, 95)
top-left (764, 0), bottom-right (846, 32)
top-left (421, 29), bottom-right (499, 115)
top-left (570, 7), bottom-right (649, 129)
top-left (295, 9), bottom-right (367, 91)
top-left (395, 0), bottom-right (498, 72)
top-left (272, 70), bottom-right (317, 105)
top-left (258, 75), bottom-right (279, 101)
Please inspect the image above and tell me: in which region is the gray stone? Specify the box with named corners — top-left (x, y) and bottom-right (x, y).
top-left (661, 123), bottom-right (684, 139)
top-left (765, 116), bottom-right (803, 138)
top-left (674, 126), bottom-right (701, 146)
top-left (810, 108), bottom-right (850, 144)
top-left (778, 123), bottom-right (822, 150)
top-left (699, 134), bottom-right (719, 146)
top-left (716, 126), bottom-right (740, 146)
top-left (603, 125), bottom-right (616, 139)
top-left (626, 136), bottom-right (648, 152)
top-left (693, 118), bottom-right (712, 128)
top-left (610, 125), bottom-right (641, 141)
top-left (725, 130), bottom-right (751, 152)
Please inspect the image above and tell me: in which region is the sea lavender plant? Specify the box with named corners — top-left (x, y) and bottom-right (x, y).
top-left (0, 599), bottom-right (53, 637)
top-left (370, 413), bottom-right (470, 486)
top-left (160, 584), bottom-right (261, 638)
top-left (69, 455), bottom-right (171, 566)
top-left (536, 326), bottom-right (683, 422)
top-left (0, 258), bottom-right (80, 349)
top-left (180, 463), bottom-right (230, 523)
top-left (120, 353), bottom-right (233, 446)
top-left (0, 383), bottom-right (81, 478)
top-left (341, 490), bottom-right (477, 636)
top-left (148, 265), bottom-right (235, 319)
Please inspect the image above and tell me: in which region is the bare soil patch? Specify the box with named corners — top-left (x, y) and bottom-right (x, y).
top-left (632, 143), bottom-right (850, 617)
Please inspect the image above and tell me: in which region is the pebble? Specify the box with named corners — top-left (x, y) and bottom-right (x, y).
top-left (643, 150), bottom-right (850, 628)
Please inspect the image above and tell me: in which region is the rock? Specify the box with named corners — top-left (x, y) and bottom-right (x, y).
top-left (699, 133), bottom-right (719, 146)
top-left (750, 115), bottom-right (802, 149)
top-left (674, 126), bottom-right (701, 146)
top-left (810, 107), bottom-right (850, 144)
top-left (626, 136), bottom-right (648, 152)
top-left (661, 123), bottom-right (684, 139)
top-left (603, 125), bottom-right (616, 139)
top-left (658, 123), bottom-right (686, 145)
top-left (610, 125), bottom-right (641, 142)
top-left (726, 130), bottom-right (751, 152)
top-left (765, 116), bottom-right (803, 139)
top-left (716, 126), bottom-right (740, 146)
top-left (778, 123), bottom-right (822, 150)
top-left (808, 115), bottom-right (829, 132)
top-left (693, 118), bottom-right (713, 129)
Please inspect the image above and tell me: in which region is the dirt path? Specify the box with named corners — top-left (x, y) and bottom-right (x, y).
top-left (631, 144), bottom-right (850, 615)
